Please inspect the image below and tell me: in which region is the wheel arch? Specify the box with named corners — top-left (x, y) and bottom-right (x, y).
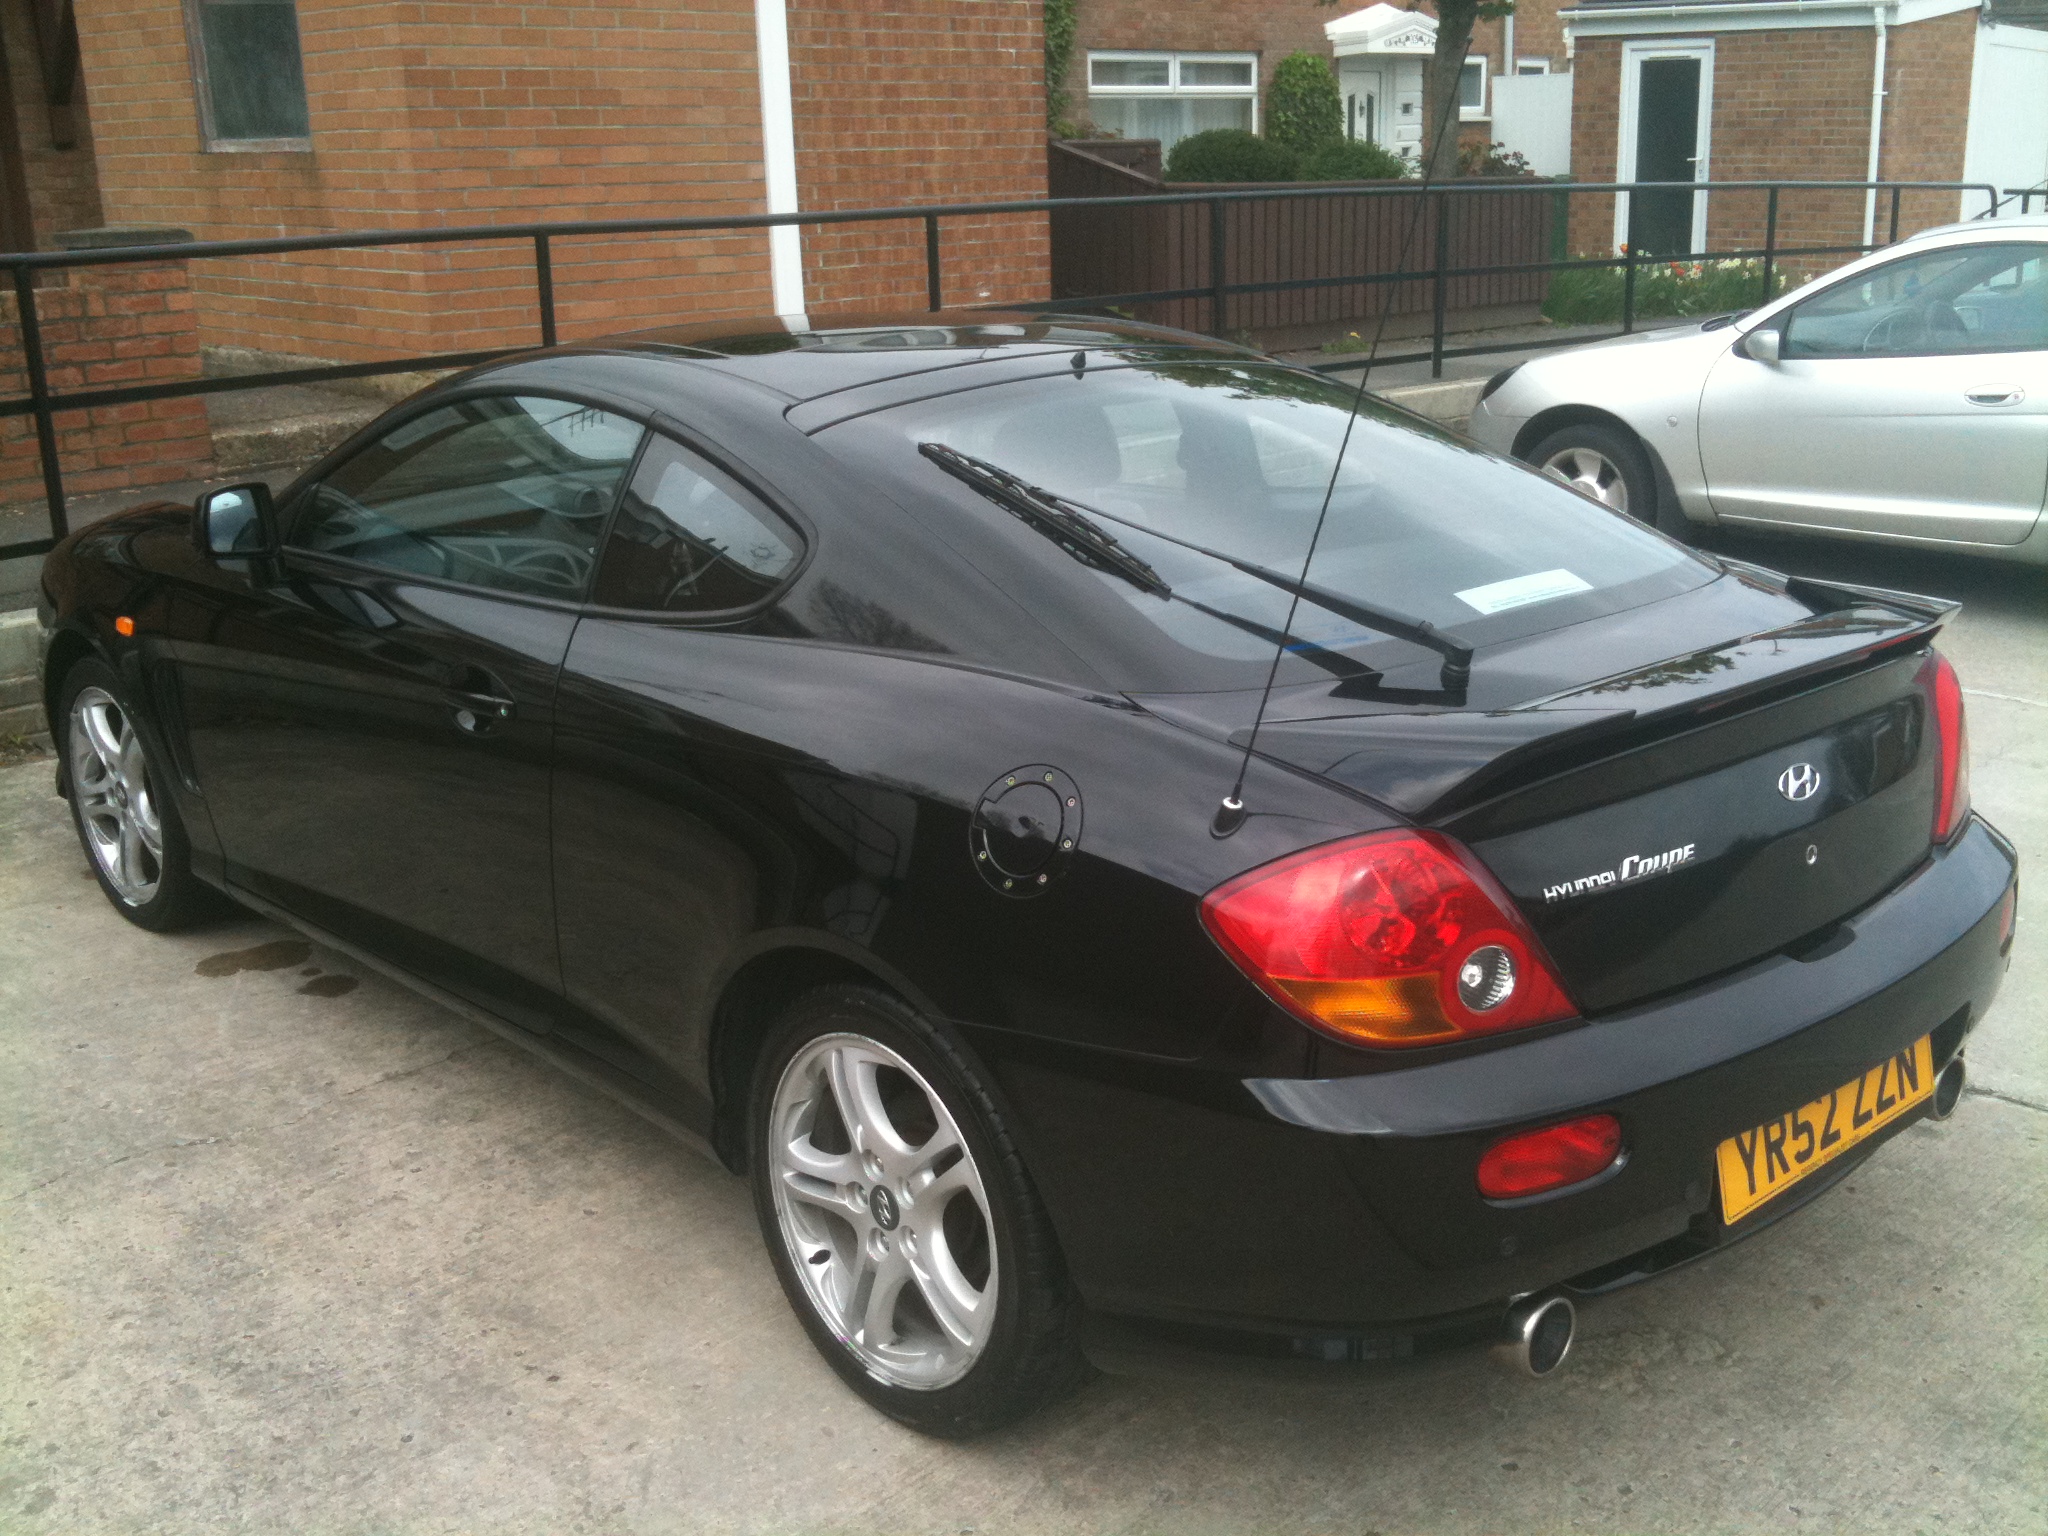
top-left (40, 625), bottom-right (103, 777)
top-left (1511, 406), bottom-right (1694, 539)
top-left (706, 938), bottom-right (939, 1174)
top-left (1510, 403), bottom-right (1646, 465)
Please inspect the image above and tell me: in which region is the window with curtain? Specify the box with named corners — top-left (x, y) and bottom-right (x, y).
top-left (1085, 53), bottom-right (1258, 154)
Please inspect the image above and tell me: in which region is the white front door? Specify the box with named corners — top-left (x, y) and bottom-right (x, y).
top-left (1342, 63), bottom-right (1385, 146)
top-left (1615, 39), bottom-right (1713, 256)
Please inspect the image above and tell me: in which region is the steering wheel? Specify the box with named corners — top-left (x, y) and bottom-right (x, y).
top-left (1862, 300), bottom-right (1968, 354)
top-left (458, 536), bottom-right (595, 593)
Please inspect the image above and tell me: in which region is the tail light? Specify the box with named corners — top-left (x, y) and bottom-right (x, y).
top-left (1477, 1115), bottom-right (1624, 1200)
top-left (1200, 830), bottom-right (1578, 1049)
top-left (1927, 652), bottom-right (1970, 844)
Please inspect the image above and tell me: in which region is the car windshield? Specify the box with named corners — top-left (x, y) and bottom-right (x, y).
top-left (856, 360), bottom-right (1709, 687)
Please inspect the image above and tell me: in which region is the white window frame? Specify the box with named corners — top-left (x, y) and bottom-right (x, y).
top-left (1515, 57), bottom-right (1552, 75)
top-left (1459, 54), bottom-right (1490, 119)
top-left (1613, 37), bottom-right (1715, 255)
top-left (1086, 50), bottom-right (1261, 133)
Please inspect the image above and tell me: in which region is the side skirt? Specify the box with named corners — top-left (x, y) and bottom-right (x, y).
top-left (215, 876), bottom-right (729, 1172)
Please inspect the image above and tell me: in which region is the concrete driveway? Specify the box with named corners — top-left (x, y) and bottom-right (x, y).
top-left (2, 530), bottom-right (2043, 1535)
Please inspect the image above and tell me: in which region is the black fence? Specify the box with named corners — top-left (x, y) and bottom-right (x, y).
top-left (0, 176), bottom-right (2022, 570)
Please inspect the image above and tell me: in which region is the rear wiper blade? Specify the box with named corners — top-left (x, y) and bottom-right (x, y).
top-left (920, 442), bottom-right (1377, 683)
top-left (926, 446), bottom-right (1473, 690)
top-left (919, 442), bottom-right (1170, 598)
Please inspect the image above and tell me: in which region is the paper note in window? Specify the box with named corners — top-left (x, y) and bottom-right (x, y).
top-left (1455, 568), bottom-right (1592, 615)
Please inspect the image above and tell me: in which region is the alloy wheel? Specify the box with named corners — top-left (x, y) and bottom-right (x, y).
top-left (68, 686), bottom-right (164, 906)
top-left (767, 1032), bottom-right (997, 1390)
top-left (1542, 445), bottom-right (1630, 514)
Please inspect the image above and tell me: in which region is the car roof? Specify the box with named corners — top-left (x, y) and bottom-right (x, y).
top-left (1901, 212), bottom-right (2048, 244)
top-left (558, 309), bottom-right (1256, 404)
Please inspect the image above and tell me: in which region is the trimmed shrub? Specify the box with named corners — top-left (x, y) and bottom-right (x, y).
top-left (1458, 140), bottom-right (1533, 178)
top-left (1266, 52), bottom-right (1343, 157)
top-left (1298, 137), bottom-right (1409, 182)
top-left (1165, 128), bottom-right (1300, 184)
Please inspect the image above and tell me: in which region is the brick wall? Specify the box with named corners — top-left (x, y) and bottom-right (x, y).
top-left (1, 0), bottom-right (105, 245)
top-left (71, 0), bottom-right (1049, 358)
top-left (788, 0), bottom-right (1048, 314)
top-left (1569, 21), bottom-right (1973, 264)
top-left (1879, 8), bottom-right (1978, 231)
top-left (0, 257), bottom-right (212, 504)
top-left (73, 0), bottom-right (783, 360)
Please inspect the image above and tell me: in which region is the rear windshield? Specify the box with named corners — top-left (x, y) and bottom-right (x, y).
top-left (843, 360), bottom-right (1710, 689)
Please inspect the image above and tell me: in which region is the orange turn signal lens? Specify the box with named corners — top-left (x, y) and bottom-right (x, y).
top-left (114, 616), bottom-right (135, 637)
top-left (1477, 1114), bottom-right (1624, 1201)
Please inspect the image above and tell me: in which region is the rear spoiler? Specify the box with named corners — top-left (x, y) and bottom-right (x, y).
top-left (1252, 566), bottom-right (1955, 822)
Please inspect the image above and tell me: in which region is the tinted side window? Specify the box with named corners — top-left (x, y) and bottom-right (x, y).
top-left (292, 396), bottom-right (643, 600)
top-left (1783, 243), bottom-right (2048, 359)
top-left (592, 435), bottom-right (803, 613)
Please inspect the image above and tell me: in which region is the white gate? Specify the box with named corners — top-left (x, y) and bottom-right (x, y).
top-left (1492, 71), bottom-right (1573, 178)
top-left (1965, 24), bottom-right (2048, 218)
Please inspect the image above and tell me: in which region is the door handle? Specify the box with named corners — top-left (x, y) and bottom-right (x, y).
top-left (446, 685), bottom-right (515, 734)
top-left (1965, 385), bottom-right (2024, 406)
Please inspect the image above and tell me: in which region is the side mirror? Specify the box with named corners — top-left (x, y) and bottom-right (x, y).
top-left (1742, 325), bottom-right (1783, 365)
top-left (195, 483), bottom-right (276, 557)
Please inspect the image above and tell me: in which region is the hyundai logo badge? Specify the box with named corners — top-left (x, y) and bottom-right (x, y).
top-left (1778, 763), bottom-right (1822, 802)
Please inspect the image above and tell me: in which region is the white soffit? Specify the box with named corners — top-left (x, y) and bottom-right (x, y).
top-left (1562, 0), bottom-right (1978, 35)
top-left (1325, 3), bottom-right (1439, 56)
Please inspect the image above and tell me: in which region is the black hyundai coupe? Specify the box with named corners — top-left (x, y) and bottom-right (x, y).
top-left (35, 313), bottom-right (2017, 1436)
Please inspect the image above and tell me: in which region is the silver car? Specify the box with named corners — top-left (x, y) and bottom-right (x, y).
top-left (1469, 215), bottom-right (2048, 565)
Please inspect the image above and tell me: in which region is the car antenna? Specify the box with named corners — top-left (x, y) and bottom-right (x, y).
top-left (1212, 89), bottom-right (1467, 839)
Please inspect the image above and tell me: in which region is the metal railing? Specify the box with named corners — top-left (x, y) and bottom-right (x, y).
top-left (0, 177), bottom-right (2004, 568)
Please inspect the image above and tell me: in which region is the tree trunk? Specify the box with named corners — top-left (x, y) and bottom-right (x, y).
top-left (1420, 0), bottom-right (1478, 183)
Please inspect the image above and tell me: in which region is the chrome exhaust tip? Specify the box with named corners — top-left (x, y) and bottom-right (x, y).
top-left (1927, 1055), bottom-right (1967, 1121)
top-left (1493, 1293), bottom-right (1576, 1378)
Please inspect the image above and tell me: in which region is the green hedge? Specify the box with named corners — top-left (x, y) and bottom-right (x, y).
top-left (1164, 129), bottom-right (1301, 184)
top-left (1298, 137), bottom-right (1407, 181)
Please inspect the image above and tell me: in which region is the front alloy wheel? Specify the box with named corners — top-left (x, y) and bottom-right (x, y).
top-left (69, 684), bottom-right (165, 906)
top-left (58, 657), bottom-right (220, 931)
top-left (1540, 443), bottom-right (1631, 514)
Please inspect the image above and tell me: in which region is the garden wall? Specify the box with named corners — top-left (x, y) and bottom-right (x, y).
top-left (0, 254), bottom-right (214, 508)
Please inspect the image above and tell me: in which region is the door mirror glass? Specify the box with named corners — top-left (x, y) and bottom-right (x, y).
top-left (1743, 325), bottom-right (1782, 365)
top-left (197, 483), bottom-right (275, 555)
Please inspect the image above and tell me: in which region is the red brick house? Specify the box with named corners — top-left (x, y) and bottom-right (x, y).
top-left (1562, 0), bottom-right (2048, 256)
top-left (0, 0), bottom-right (1050, 363)
top-left (1063, 0), bottom-right (1575, 173)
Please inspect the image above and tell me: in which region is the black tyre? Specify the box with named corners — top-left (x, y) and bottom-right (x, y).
top-left (57, 657), bottom-right (222, 932)
top-left (1527, 421), bottom-right (1694, 541)
top-left (749, 984), bottom-right (1088, 1437)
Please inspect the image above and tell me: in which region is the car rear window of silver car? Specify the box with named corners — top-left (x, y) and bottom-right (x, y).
top-left (844, 361), bottom-right (1709, 677)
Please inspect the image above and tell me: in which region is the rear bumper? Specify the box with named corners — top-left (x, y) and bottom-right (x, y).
top-left (1002, 816), bottom-right (2016, 1367)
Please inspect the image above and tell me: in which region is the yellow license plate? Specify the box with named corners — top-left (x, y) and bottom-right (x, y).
top-left (1716, 1035), bottom-right (1934, 1224)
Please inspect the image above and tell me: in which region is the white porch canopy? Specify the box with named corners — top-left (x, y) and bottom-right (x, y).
top-left (1323, 3), bottom-right (1439, 57)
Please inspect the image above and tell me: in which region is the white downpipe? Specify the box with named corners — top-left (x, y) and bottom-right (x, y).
top-left (754, 0), bottom-right (805, 318)
top-left (1862, 2), bottom-right (1891, 245)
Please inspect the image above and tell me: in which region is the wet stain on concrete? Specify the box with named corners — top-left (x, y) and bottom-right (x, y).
top-left (298, 974), bottom-right (359, 998)
top-left (194, 939), bottom-right (312, 977)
